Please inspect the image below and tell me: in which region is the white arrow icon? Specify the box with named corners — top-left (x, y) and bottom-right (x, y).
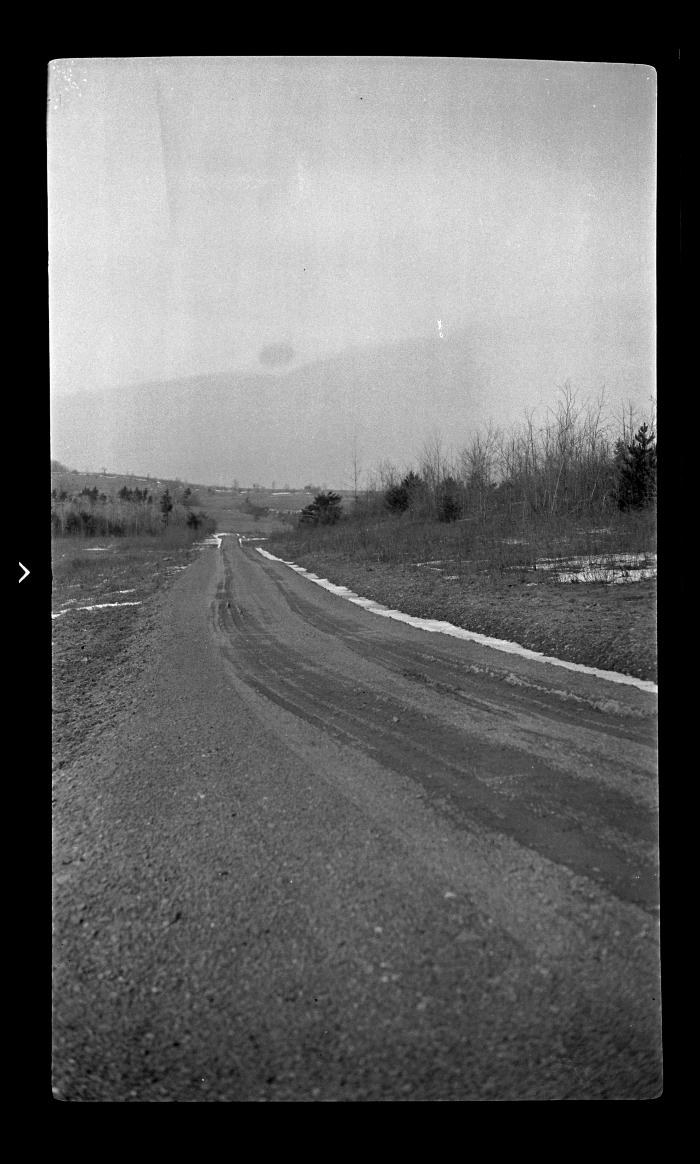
top-left (19, 562), bottom-right (29, 583)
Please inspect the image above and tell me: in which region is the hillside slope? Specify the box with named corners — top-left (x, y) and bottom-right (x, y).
top-left (51, 303), bottom-right (654, 486)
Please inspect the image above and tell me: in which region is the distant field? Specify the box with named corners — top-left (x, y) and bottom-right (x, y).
top-left (51, 467), bottom-right (182, 494)
top-left (197, 487), bottom-right (356, 525)
top-left (240, 489), bottom-right (313, 513)
top-left (234, 488), bottom-right (356, 514)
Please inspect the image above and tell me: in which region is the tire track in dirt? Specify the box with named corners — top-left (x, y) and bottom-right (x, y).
top-left (211, 543), bottom-right (658, 910)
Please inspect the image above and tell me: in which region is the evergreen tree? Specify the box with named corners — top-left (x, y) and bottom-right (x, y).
top-left (299, 491), bottom-right (343, 526)
top-left (385, 471), bottom-right (423, 513)
top-left (614, 423), bottom-right (657, 510)
top-left (160, 487), bottom-right (174, 524)
top-left (437, 475), bottom-right (463, 522)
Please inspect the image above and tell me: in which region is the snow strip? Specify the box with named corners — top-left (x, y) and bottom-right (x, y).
top-left (255, 547), bottom-right (657, 695)
top-left (77, 601), bottom-right (142, 611)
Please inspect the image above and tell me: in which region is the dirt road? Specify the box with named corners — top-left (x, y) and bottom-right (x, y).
top-left (52, 524), bottom-right (661, 1101)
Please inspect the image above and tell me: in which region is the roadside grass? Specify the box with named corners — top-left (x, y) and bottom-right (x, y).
top-left (51, 527), bottom-right (213, 608)
top-left (266, 507), bottom-right (656, 582)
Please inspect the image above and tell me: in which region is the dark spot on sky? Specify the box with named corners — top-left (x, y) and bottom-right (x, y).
top-left (259, 342), bottom-right (296, 368)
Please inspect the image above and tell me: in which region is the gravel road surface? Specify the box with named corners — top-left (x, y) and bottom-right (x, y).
top-left (52, 525), bottom-right (661, 1101)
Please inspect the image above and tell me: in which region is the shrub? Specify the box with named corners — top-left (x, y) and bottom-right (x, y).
top-left (79, 510), bottom-right (96, 535)
top-left (241, 494), bottom-right (270, 521)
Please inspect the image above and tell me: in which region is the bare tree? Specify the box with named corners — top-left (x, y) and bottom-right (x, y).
top-left (419, 429), bottom-right (446, 510)
top-left (459, 421), bottom-right (500, 522)
top-left (351, 432), bottom-right (362, 501)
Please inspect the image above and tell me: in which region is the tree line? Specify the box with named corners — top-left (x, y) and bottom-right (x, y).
top-left (51, 480), bottom-right (212, 538)
top-left (297, 386), bottom-right (656, 531)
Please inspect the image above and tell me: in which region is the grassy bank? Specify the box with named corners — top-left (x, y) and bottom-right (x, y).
top-left (267, 505), bottom-right (656, 576)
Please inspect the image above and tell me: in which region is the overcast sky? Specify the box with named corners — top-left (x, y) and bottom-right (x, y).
top-left (48, 56), bottom-right (656, 402)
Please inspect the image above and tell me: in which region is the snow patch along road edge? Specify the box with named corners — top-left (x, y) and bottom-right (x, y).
top-left (254, 547), bottom-right (658, 695)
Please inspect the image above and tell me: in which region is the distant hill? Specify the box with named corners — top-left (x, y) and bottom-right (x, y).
top-left (50, 303), bottom-right (654, 487)
top-left (49, 465), bottom-right (201, 497)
